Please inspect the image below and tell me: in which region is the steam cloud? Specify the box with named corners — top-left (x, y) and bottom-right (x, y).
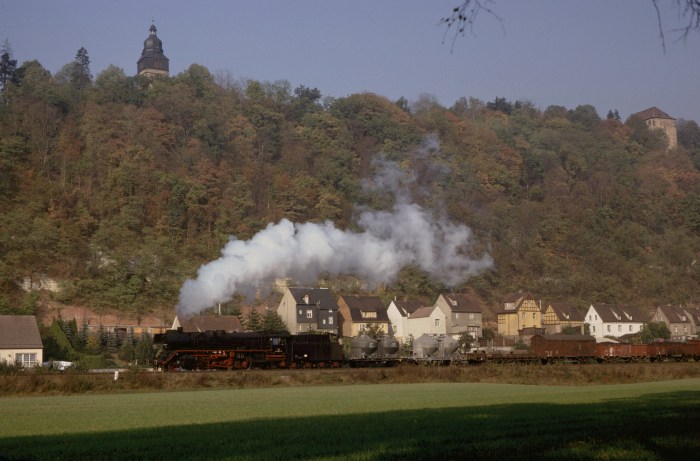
top-left (177, 144), bottom-right (493, 316)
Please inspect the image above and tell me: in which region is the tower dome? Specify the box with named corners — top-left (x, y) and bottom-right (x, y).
top-left (137, 22), bottom-right (169, 77)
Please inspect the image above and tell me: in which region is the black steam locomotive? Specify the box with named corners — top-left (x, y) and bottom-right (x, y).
top-left (153, 329), bottom-right (344, 370)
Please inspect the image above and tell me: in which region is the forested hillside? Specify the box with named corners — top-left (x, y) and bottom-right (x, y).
top-left (1, 53), bottom-right (699, 320)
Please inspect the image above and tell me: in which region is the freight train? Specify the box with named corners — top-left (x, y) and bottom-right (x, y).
top-left (153, 329), bottom-right (700, 371)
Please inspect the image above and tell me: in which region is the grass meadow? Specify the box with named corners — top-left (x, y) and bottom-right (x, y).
top-left (1, 378), bottom-right (700, 460)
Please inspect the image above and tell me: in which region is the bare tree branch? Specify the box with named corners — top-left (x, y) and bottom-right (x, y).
top-left (439, 0), bottom-right (503, 52)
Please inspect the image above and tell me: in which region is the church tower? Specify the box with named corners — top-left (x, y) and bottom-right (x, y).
top-left (137, 22), bottom-right (169, 77)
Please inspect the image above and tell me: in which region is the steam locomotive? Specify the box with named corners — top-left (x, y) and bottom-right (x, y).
top-left (153, 329), bottom-right (700, 371)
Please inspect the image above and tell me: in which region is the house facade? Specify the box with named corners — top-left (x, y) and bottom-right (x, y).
top-left (337, 295), bottom-right (390, 338)
top-left (277, 287), bottom-right (338, 334)
top-left (497, 292), bottom-right (542, 337)
top-left (585, 304), bottom-right (645, 340)
top-left (434, 293), bottom-right (484, 339)
top-left (405, 305), bottom-right (447, 340)
top-left (386, 299), bottom-right (424, 342)
top-left (0, 316), bottom-right (43, 367)
top-left (542, 303), bottom-right (585, 334)
top-left (652, 305), bottom-right (695, 341)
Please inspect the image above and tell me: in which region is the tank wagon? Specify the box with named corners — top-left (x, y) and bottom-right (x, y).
top-left (348, 334), bottom-right (401, 367)
top-left (409, 334), bottom-right (461, 365)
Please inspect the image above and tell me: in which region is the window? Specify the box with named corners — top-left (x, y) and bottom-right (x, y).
top-left (435, 318), bottom-right (440, 327)
top-left (306, 310), bottom-right (313, 319)
top-left (629, 325), bottom-right (632, 332)
top-left (322, 319), bottom-right (326, 325)
top-left (592, 326), bottom-right (596, 333)
top-left (361, 311), bottom-right (377, 319)
top-left (298, 309), bottom-right (302, 315)
top-left (674, 326), bottom-right (678, 333)
top-left (329, 316), bottom-right (333, 325)
top-left (15, 353), bottom-right (37, 368)
top-left (469, 313), bottom-right (474, 320)
top-left (684, 326), bottom-right (688, 333)
top-left (359, 324), bottom-right (366, 331)
top-left (618, 325), bottom-right (622, 332)
top-left (607, 325), bottom-right (611, 332)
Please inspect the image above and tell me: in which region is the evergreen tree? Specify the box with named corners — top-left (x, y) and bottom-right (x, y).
top-left (0, 40), bottom-right (19, 93)
top-left (118, 341), bottom-right (135, 362)
top-left (245, 310), bottom-right (263, 332)
top-left (261, 310), bottom-right (288, 332)
top-left (134, 334), bottom-right (154, 366)
top-left (71, 47), bottom-right (92, 89)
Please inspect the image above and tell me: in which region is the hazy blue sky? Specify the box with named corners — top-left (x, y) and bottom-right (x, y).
top-left (1, 0), bottom-right (698, 121)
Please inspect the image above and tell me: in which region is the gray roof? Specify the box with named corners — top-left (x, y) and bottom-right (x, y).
top-left (591, 304), bottom-right (646, 323)
top-left (393, 299), bottom-right (424, 317)
top-left (409, 305), bottom-right (435, 319)
top-left (340, 295), bottom-right (389, 322)
top-left (441, 293), bottom-right (484, 313)
top-left (657, 305), bottom-right (691, 323)
top-left (548, 303), bottom-right (585, 322)
top-left (0, 316), bottom-right (43, 349)
top-left (288, 287), bottom-right (337, 310)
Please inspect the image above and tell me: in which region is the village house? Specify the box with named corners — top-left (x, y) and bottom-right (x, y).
top-left (276, 287), bottom-right (338, 334)
top-left (585, 304), bottom-right (645, 340)
top-left (497, 292), bottom-right (543, 337)
top-left (652, 305), bottom-right (696, 341)
top-left (0, 316), bottom-right (43, 367)
top-left (542, 302), bottom-right (586, 334)
top-left (404, 305), bottom-right (447, 340)
top-left (171, 315), bottom-right (242, 333)
top-left (434, 293), bottom-right (484, 339)
top-left (386, 299), bottom-right (424, 342)
top-left (337, 295), bottom-right (390, 338)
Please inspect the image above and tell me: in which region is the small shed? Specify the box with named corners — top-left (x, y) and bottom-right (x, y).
top-left (0, 315), bottom-right (43, 367)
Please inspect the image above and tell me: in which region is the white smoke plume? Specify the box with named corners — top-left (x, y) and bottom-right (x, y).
top-left (176, 142), bottom-right (493, 316)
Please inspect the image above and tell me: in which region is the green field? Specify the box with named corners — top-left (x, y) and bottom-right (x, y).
top-left (2, 379), bottom-right (700, 460)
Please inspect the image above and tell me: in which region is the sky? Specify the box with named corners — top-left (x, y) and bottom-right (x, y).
top-left (1, 0), bottom-right (699, 122)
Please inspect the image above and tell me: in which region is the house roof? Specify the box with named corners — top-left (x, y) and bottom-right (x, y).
top-left (633, 107), bottom-right (675, 121)
top-left (287, 287), bottom-right (337, 310)
top-left (547, 303), bottom-right (585, 322)
top-left (440, 293), bottom-right (483, 313)
top-left (590, 304), bottom-right (646, 323)
top-left (657, 305), bottom-right (691, 324)
top-left (340, 295), bottom-right (389, 322)
top-left (409, 305), bottom-right (436, 319)
top-left (503, 291), bottom-right (536, 308)
top-left (393, 299), bottom-right (424, 317)
top-left (0, 316), bottom-right (43, 349)
top-left (684, 306), bottom-right (700, 325)
top-left (177, 315), bottom-right (242, 333)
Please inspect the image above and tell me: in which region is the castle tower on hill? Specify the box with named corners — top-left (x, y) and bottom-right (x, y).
top-left (137, 22), bottom-right (169, 77)
top-left (633, 107), bottom-right (677, 150)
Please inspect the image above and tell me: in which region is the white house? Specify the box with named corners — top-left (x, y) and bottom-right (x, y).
top-left (386, 299), bottom-right (424, 342)
top-left (585, 304), bottom-right (645, 340)
top-left (405, 305), bottom-right (446, 340)
top-left (0, 315), bottom-right (43, 367)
